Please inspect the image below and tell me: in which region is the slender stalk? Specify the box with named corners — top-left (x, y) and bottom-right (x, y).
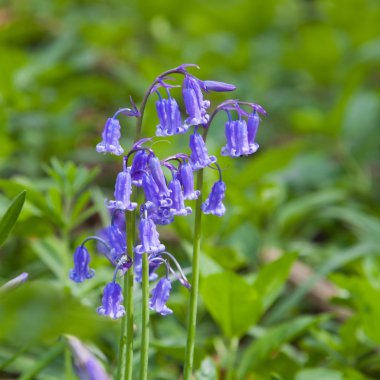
top-left (117, 211), bottom-right (135, 380)
top-left (183, 169), bottom-right (204, 380)
top-left (139, 253), bottom-right (150, 380)
top-left (226, 337), bottom-right (239, 380)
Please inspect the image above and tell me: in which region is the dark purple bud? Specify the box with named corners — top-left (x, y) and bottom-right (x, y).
top-left (169, 179), bottom-right (192, 216)
top-left (97, 282), bottom-right (125, 319)
top-left (156, 97), bottom-right (188, 136)
top-left (70, 246), bottom-right (95, 283)
top-left (201, 80), bottom-right (236, 93)
top-left (107, 168), bottom-right (137, 211)
top-left (96, 118), bottom-right (124, 156)
top-left (130, 150), bottom-right (149, 186)
top-left (182, 75), bottom-right (210, 126)
top-left (189, 133), bottom-right (217, 171)
top-left (149, 277), bottom-right (173, 316)
top-left (202, 180), bottom-right (226, 217)
top-left (148, 156), bottom-right (170, 197)
top-left (178, 162), bottom-right (200, 200)
top-left (135, 218), bottom-right (165, 254)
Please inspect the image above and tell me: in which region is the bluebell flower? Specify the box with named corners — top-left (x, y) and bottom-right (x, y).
top-left (96, 118), bottom-right (124, 156)
top-left (70, 246), bottom-right (95, 283)
top-left (97, 223), bottom-right (126, 266)
top-left (221, 119), bottom-right (258, 157)
top-left (200, 80), bottom-right (236, 93)
top-left (247, 111), bottom-right (260, 148)
top-left (178, 161), bottom-right (200, 200)
top-left (143, 201), bottom-right (174, 226)
top-left (182, 75), bottom-right (210, 126)
top-left (130, 150), bottom-right (149, 186)
top-left (142, 172), bottom-right (172, 208)
top-left (202, 180), bottom-right (226, 217)
top-left (189, 132), bottom-right (216, 171)
top-left (67, 336), bottom-right (111, 380)
top-left (148, 155), bottom-right (170, 198)
top-left (156, 96), bottom-right (188, 136)
top-left (169, 179), bottom-right (192, 216)
top-left (149, 277), bottom-right (173, 316)
top-left (135, 217), bottom-right (165, 254)
top-left (97, 282), bottom-right (125, 319)
top-left (107, 167), bottom-right (137, 211)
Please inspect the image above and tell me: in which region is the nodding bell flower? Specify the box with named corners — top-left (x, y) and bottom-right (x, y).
top-left (178, 161), bottom-right (200, 200)
top-left (148, 155), bottom-right (170, 198)
top-left (135, 217), bottom-right (165, 255)
top-left (182, 75), bottom-right (210, 126)
top-left (221, 119), bottom-right (258, 157)
top-left (247, 111), bottom-right (260, 147)
top-left (96, 118), bottom-right (124, 156)
top-left (70, 246), bottom-right (95, 283)
top-left (130, 150), bottom-right (149, 186)
top-left (189, 132), bottom-right (216, 171)
top-left (97, 282), bottom-right (125, 319)
top-left (202, 180), bottom-right (226, 217)
top-left (200, 80), bottom-right (236, 93)
top-left (169, 179), bottom-right (192, 216)
top-left (156, 96), bottom-right (188, 136)
top-left (143, 201), bottom-right (174, 226)
top-left (107, 167), bottom-right (137, 211)
top-left (142, 172), bottom-right (172, 208)
top-left (149, 277), bottom-right (173, 316)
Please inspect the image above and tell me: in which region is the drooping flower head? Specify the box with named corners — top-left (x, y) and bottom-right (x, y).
top-left (130, 150), bottom-right (149, 186)
top-left (149, 277), bottom-right (173, 316)
top-left (96, 118), bottom-right (124, 156)
top-left (106, 166), bottom-right (137, 211)
top-left (70, 246), bottom-right (95, 283)
top-left (178, 161), bottom-right (200, 200)
top-left (148, 155), bottom-right (171, 198)
top-left (169, 178), bottom-right (192, 216)
top-left (247, 111), bottom-right (260, 147)
top-left (182, 75), bottom-right (210, 126)
top-left (202, 180), bottom-right (226, 217)
top-left (97, 282), bottom-right (125, 319)
top-left (189, 132), bottom-right (217, 171)
top-left (135, 217), bottom-right (165, 255)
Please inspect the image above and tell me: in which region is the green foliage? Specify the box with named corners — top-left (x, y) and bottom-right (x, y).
top-left (1, 0), bottom-right (380, 378)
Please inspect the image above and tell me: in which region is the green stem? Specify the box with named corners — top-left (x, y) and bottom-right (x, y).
top-left (226, 337), bottom-right (239, 380)
top-left (139, 253), bottom-right (150, 380)
top-left (117, 212), bottom-right (135, 380)
top-left (183, 169), bottom-right (204, 380)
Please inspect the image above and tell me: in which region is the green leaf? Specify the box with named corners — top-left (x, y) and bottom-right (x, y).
top-left (295, 368), bottom-right (343, 380)
top-left (253, 252), bottom-right (298, 311)
top-left (200, 271), bottom-right (261, 338)
top-left (0, 191), bottom-right (26, 247)
top-left (237, 316), bottom-right (321, 379)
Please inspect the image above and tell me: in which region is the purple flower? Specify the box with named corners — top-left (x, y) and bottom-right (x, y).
top-left (97, 282), bottom-right (125, 319)
top-left (96, 118), bottom-right (124, 156)
top-left (106, 168), bottom-right (137, 211)
top-left (97, 224), bottom-right (126, 265)
top-left (142, 172), bottom-right (172, 208)
top-left (130, 150), bottom-right (149, 186)
top-left (221, 119), bottom-right (258, 157)
top-left (156, 97), bottom-right (188, 136)
top-left (189, 132), bottom-right (216, 171)
top-left (202, 180), bottom-right (226, 217)
top-left (247, 111), bottom-right (260, 147)
top-left (148, 156), bottom-right (170, 198)
top-left (70, 246), bottom-right (95, 283)
top-left (169, 179), bottom-right (192, 216)
top-left (143, 201), bottom-right (174, 226)
top-left (149, 277), bottom-right (173, 316)
top-left (135, 217), bottom-right (165, 254)
top-left (0, 272), bottom-right (28, 294)
top-left (67, 336), bottom-right (111, 380)
top-left (178, 161), bottom-right (200, 200)
top-left (200, 80), bottom-right (236, 93)
top-left (182, 75), bottom-right (210, 126)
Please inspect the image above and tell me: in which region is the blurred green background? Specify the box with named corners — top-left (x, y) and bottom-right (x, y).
top-left (1, 0), bottom-right (380, 379)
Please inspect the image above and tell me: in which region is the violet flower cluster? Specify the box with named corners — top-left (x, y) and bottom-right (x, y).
top-left (69, 64), bottom-right (266, 319)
